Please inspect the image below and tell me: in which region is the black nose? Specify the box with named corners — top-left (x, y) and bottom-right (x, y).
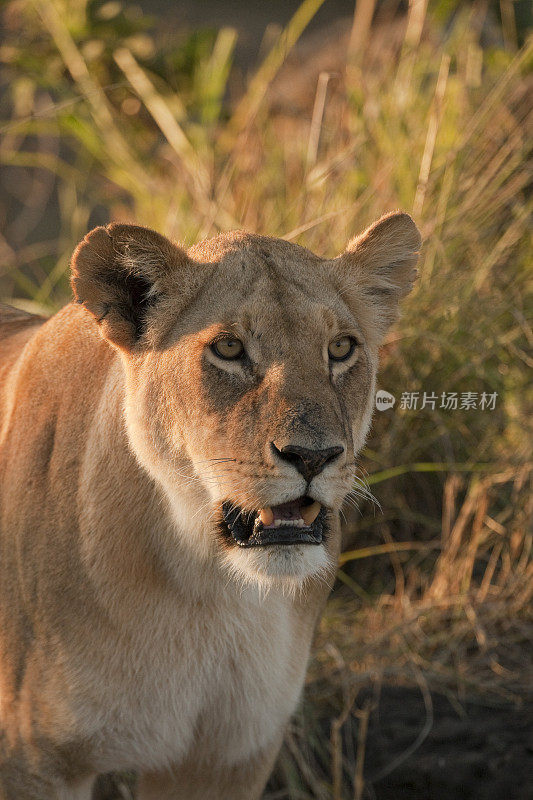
top-left (271, 443), bottom-right (344, 482)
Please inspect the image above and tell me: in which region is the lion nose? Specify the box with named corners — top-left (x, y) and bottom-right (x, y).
top-left (271, 443), bottom-right (345, 482)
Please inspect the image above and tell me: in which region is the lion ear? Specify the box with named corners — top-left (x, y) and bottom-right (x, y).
top-left (71, 223), bottom-right (190, 350)
top-left (338, 211), bottom-right (422, 335)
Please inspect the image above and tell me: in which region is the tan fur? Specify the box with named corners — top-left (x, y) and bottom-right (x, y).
top-left (0, 213), bottom-right (420, 798)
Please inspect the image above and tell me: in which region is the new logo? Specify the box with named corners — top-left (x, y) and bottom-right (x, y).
top-left (375, 390), bottom-right (396, 411)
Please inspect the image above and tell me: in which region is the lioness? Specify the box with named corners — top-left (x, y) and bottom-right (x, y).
top-left (0, 212), bottom-right (420, 799)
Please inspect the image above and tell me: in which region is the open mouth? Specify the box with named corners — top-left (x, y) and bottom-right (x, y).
top-left (221, 496), bottom-right (326, 548)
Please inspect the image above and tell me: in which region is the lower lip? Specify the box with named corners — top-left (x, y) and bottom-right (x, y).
top-left (238, 525), bottom-right (323, 548)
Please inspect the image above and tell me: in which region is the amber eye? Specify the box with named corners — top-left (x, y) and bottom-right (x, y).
top-left (328, 336), bottom-right (357, 362)
top-left (211, 337), bottom-right (245, 360)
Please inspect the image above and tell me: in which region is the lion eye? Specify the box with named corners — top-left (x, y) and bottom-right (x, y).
top-left (328, 336), bottom-right (357, 362)
top-left (211, 337), bottom-right (244, 360)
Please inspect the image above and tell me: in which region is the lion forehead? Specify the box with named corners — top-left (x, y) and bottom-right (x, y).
top-left (187, 229), bottom-right (323, 267)
top-left (158, 235), bottom-right (344, 347)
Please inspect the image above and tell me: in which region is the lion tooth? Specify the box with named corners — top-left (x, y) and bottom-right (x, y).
top-left (259, 507), bottom-right (274, 526)
top-left (301, 501), bottom-right (321, 526)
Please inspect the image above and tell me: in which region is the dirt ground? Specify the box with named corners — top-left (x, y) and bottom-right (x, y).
top-left (354, 686), bottom-right (533, 800)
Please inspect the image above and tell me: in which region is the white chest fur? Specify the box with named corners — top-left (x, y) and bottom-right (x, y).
top-left (73, 585), bottom-right (308, 774)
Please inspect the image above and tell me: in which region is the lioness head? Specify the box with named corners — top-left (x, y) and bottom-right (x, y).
top-left (71, 214), bottom-right (420, 589)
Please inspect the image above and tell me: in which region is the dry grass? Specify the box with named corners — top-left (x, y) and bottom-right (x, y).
top-left (1, 0), bottom-right (531, 797)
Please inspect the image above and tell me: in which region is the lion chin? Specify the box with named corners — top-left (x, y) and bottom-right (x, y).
top-left (223, 542), bottom-right (334, 594)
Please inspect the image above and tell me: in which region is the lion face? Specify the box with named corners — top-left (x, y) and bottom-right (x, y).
top-left (71, 215), bottom-right (420, 589)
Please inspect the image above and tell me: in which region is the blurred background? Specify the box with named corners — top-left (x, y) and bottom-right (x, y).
top-left (1, 1), bottom-right (531, 798)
